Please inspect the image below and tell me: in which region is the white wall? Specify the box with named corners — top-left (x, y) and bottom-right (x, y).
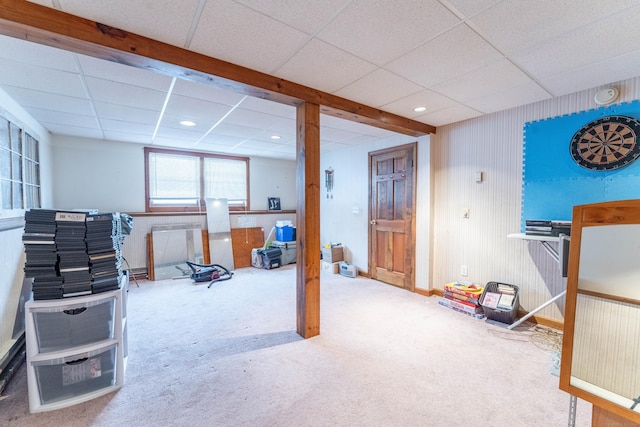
top-left (432, 76), bottom-right (640, 322)
top-left (51, 136), bottom-right (146, 212)
top-left (50, 135), bottom-right (297, 213)
top-left (250, 157), bottom-right (297, 211)
top-left (320, 134), bottom-right (431, 290)
top-left (0, 88), bottom-right (52, 363)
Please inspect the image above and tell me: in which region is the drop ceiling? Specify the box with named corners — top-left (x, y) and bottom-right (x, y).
top-left (1, 0), bottom-right (639, 160)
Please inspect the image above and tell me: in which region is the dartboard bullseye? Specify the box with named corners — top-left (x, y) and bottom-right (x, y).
top-left (570, 115), bottom-right (640, 171)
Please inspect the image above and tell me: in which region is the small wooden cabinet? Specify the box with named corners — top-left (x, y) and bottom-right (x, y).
top-left (25, 279), bottom-right (128, 413)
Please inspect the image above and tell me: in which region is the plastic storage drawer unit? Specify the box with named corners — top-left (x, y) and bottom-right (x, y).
top-left (31, 295), bottom-right (116, 353)
top-left (32, 343), bottom-right (118, 406)
top-left (25, 286), bottom-right (128, 413)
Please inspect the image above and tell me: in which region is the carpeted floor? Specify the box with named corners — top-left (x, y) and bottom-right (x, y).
top-left (0, 265), bottom-right (591, 426)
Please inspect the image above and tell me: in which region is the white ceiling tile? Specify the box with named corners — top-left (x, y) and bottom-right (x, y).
top-left (232, 140), bottom-right (281, 151)
top-left (469, 0), bottom-right (640, 54)
top-left (538, 50), bottom-right (640, 97)
top-left (441, 0), bottom-right (503, 18)
top-left (415, 104), bottom-right (482, 127)
top-left (77, 55), bottom-right (172, 91)
top-left (239, 96), bottom-right (295, 119)
top-left (0, 61), bottom-right (86, 98)
top-left (25, 0), bottom-right (55, 6)
top-left (334, 69), bottom-right (423, 108)
top-left (154, 126), bottom-right (202, 142)
top-left (150, 137), bottom-right (197, 150)
top-left (317, 0), bottom-right (460, 65)
top-left (381, 89), bottom-right (458, 118)
top-left (433, 59), bottom-right (533, 103)
top-left (100, 119), bottom-right (156, 136)
top-left (512, 6), bottom-right (640, 79)
top-left (233, 0), bottom-right (352, 35)
top-left (93, 102), bottom-right (160, 125)
top-left (85, 77), bottom-right (166, 110)
top-left (172, 79), bottom-right (247, 106)
top-left (228, 146), bottom-right (275, 157)
top-left (267, 146), bottom-right (296, 160)
top-left (207, 122), bottom-right (262, 139)
top-left (320, 115), bottom-right (394, 138)
top-left (199, 133), bottom-right (247, 147)
top-left (0, 34), bottom-right (78, 72)
top-left (43, 122), bottom-right (104, 139)
top-left (386, 24), bottom-right (503, 87)
top-left (25, 107), bottom-right (98, 129)
top-left (195, 141), bottom-right (244, 154)
top-left (263, 118), bottom-right (296, 135)
top-left (159, 112), bottom-right (216, 135)
top-left (163, 94), bottom-right (235, 125)
top-left (189, 0), bottom-right (311, 74)
top-left (103, 131), bottom-right (150, 144)
top-left (224, 108), bottom-right (292, 130)
top-left (2, 87), bottom-right (92, 115)
top-left (464, 82), bottom-right (552, 114)
top-left (248, 130), bottom-right (293, 145)
top-left (56, 0), bottom-right (202, 47)
top-left (319, 126), bottom-right (361, 143)
top-left (276, 39), bottom-right (377, 93)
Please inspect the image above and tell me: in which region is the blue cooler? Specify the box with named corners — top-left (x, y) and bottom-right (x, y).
top-left (276, 225), bottom-right (296, 242)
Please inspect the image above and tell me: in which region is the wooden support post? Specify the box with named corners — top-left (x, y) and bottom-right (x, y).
top-left (296, 102), bottom-right (320, 339)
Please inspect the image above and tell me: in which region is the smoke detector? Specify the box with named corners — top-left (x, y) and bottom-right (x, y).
top-left (594, 87), bottom-right (619, 105)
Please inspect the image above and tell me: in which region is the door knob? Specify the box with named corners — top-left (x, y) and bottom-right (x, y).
top-left (370, 220), bottom-right (376, 225)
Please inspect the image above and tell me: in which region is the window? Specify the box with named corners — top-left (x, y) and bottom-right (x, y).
top-left (145, 147), bottom-right (249, 212)
top-left (0, 115), bottom-right (41, 210)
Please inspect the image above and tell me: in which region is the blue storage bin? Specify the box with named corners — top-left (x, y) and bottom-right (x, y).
top-left (276, 225), bottom-right (295, 242)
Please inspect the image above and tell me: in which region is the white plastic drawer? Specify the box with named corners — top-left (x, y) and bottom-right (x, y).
top-left (29, 296), bottom-right (116, 353)
top-left (32, 343), bottom-right (118, 406)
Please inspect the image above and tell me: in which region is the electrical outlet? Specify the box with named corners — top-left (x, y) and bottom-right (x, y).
top-left (461, 265), bottom-right (468, 276)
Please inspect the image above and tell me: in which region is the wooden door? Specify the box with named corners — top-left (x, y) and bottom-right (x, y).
top-left (369, 143), bottom-right (416, 291)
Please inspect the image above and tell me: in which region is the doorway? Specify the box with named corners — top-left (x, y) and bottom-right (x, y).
top-left (368, 143), bottom-right (416, 291)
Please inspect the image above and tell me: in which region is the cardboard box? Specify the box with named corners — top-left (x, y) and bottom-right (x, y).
top-left (321, 261), bottom-right (339, 274)
top-left (321, 246), bottom-right (343, 263)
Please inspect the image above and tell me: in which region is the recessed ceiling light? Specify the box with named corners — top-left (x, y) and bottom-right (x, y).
top-left (414, 106), bottom-right (426, 112)
top-left (180, 120), bottom-right (196, 127)
top-left (270, 135), bottom-right (281, 140)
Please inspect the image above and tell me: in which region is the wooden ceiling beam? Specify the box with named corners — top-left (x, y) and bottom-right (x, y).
top-left (0, 0), bottom-right (436, 137)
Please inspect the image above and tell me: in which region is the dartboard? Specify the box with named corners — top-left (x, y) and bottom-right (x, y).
top-left (570, 115), bottom-right (640, 171)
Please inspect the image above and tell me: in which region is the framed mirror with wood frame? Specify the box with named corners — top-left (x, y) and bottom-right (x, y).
top-left (560, 199), bottom-right (640, 424)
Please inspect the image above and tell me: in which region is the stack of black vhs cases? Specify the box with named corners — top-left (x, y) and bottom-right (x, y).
top-left (23, 209), bottom-right (126, 300)
top-left (86, 213), bottom-right (124, 294)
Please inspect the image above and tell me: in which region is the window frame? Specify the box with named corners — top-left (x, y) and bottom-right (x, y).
top-left (144, 147), bottom-right (250, 213)
top-left (0, 115), bottom-right (41, 212)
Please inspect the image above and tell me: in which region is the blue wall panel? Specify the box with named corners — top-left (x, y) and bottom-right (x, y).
top-left (522, 100), bottom-right (640, 231)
